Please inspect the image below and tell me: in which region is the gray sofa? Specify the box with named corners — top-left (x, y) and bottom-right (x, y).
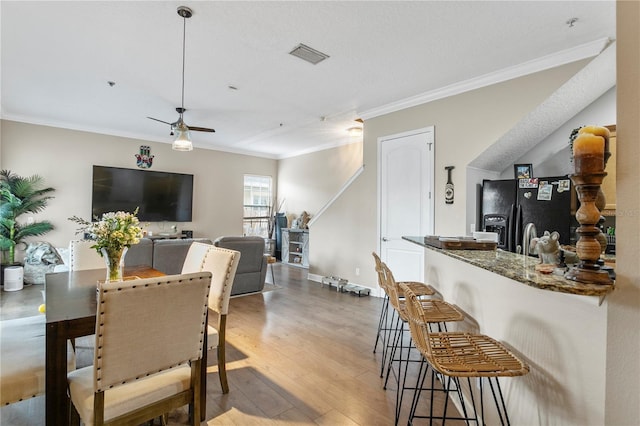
top-left (125, 236), bottom-right (267, 296)
top-left (124, 237), bottom-right (212, 275)
top-left (213, 236), bottom-right (267, 296)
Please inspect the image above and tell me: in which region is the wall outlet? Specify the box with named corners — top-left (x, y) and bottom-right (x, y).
top-left (355, 267), bottom-right (360, 276)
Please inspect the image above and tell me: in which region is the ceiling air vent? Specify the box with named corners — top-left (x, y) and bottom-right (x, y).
top-left (289, 43), bottom-right (329, 65)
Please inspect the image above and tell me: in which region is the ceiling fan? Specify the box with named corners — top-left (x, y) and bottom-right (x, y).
top-left (147, 6), bottom-right (215, 151)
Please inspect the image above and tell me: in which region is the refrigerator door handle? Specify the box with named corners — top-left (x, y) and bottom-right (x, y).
top-left (506, 204), bottom-right (515, 252)
top-left (507, 204), bottom-right (515, 252)
top-left (514, 204), bottom-right (523, 252)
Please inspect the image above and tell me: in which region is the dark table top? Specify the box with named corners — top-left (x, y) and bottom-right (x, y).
top-left (45, 266), bottom-right (165, 323)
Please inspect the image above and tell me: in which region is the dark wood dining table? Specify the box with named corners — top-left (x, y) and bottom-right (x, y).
top-left (45, 266), bottom-right (208, 425)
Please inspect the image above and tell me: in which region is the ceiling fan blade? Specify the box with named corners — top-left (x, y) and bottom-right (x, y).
top-left (187, 126), bottom-right (216, 133)
top-left (147, 116), bottom-right (173, 126)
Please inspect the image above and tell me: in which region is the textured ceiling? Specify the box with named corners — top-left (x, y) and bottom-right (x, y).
top-left (470, 42), bottom-right (616, 172)
top-left (0, 1), bottom-right (616, 159)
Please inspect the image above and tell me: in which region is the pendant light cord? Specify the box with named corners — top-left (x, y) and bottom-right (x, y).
top-left (180, 14), bottom-right (186, 117)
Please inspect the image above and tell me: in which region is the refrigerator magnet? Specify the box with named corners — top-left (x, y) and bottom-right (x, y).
top-left (557, 179), bottom-right (570, 193)
top-left (538, 181), bottom-right (553, 201)
top-left (519, 178), bottom-right (539, 189)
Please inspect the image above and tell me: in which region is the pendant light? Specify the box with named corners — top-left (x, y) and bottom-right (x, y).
top-left (172, 6), bottom-right (193, 151)
top-left (172, 122), bottom-right (192, 151)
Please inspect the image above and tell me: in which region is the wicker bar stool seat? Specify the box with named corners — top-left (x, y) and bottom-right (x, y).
top-left (400, 283), bottom-right (529, 426)
top-left (397, 281), bottom-right (436, 298)
top-left (397, 298), bottom-right (463, 324)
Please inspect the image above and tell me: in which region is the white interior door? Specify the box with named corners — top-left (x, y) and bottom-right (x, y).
top-left (379, 127), bottom-right (434, 283)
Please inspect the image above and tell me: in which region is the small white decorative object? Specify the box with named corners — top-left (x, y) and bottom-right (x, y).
top-left (4, 266), bottom-right (24, 291)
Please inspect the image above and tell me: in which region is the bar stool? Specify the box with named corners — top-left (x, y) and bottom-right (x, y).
top-left (371, 252), bottom-right (436, 364)
top-left (381, 262), bottom-right (464, 425)
top-left (400, 283), bottom-right (530, 426)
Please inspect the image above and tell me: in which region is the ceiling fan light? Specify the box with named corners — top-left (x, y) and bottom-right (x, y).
top-left (172, 127), bottom-right (193, 151)
top-left (347, 126), bottom-right (363, 136)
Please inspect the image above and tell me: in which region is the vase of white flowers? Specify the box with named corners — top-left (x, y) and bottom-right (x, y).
top-left (69, 209), bottom-right (143, 282)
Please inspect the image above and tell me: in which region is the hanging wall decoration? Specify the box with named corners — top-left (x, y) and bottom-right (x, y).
top-left (445, 166), bottom-right (455, 204)
top-left (135, 145), bottom-right (154, 169)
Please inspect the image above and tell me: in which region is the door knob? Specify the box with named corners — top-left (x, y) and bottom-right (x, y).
top-left (382, 237), bottom-right (389, 242)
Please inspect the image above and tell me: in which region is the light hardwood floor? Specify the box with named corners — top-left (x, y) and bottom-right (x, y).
top-left (1, 263), bottom-right (455, 425)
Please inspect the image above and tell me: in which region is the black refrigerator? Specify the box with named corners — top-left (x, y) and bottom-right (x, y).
top-left (481, 176), bottom-right (576, 253)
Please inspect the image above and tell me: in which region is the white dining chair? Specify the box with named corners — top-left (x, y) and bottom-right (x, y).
top-left (67, 272), bottom-right (211, 425)
top-left (69, 239), bottom-right (104, 271)
top-left (182, 242), bottom-right (240, 393)
top-left (68, 239), bottom-right (106, 352)
top-left (0, 315), bottom-right (75, 406)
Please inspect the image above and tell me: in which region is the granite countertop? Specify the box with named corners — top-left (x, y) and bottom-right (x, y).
top-left (403, 236), bottom-right (614, 297)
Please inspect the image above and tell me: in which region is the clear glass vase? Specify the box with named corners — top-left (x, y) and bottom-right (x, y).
top-left (101, 247), bottom-right (128, 282)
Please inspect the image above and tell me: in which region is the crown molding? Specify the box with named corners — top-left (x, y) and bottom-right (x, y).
top-left (358, 37), bottom-right (612, 121)
top-left (0, 115), bottom-right (283, 159)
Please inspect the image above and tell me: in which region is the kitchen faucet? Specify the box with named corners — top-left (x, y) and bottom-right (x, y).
top-left (523, 222), bottom-right (537, 257)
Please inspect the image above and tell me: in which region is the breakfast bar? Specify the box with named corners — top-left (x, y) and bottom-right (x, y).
top-left (403, 236), bottom-right (614, 425)
top-left (403, 236), bottom-right (614, 297)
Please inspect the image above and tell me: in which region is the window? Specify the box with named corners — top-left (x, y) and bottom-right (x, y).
top-left (243, 175), bottom-right (272, 238)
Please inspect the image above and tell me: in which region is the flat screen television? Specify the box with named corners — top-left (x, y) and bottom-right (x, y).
top-left (92, 165), bottom-right (193, 222)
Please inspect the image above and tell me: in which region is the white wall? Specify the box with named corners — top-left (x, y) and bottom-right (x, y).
top-left (605, 2), bottom-right (640, 423)
top-left (0, 121), bottom-right (277, 257)
top-left (277, 141), bottom-right (363, 225)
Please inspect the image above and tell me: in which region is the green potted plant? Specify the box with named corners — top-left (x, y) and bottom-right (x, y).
top-left (0, 170), bottom-right (55, 272)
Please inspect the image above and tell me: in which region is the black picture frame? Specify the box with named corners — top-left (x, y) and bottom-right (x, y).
top-left (514, 164), bottom-right (533, 179)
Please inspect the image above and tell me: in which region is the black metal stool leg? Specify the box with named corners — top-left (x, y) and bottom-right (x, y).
top-left (381, 308), bottom-right (399, 378)
top-left (384, 314), bottom-right (403, 387)
top-left (374, 295), bottom-right (389, 353)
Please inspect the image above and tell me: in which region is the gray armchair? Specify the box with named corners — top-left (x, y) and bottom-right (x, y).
top-left (213, 236), bottom-right (267, 295)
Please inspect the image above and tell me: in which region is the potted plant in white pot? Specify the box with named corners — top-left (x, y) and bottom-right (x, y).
top-left (0, 170), bottom-right (55, 285)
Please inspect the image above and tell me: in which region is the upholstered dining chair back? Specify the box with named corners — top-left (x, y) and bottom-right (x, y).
top-left (0, 315), bottom-right (75, 406)
top-left (94, 272), bottom-right (210, 389)
top-left (182, 242), bottom-right (240, 316)
top-left (181, 242), bottom-right (240, 394)
top-left (69, 239), bottom-right (104, 271)
top-left (181, 240), bottom-right (212, 274)
top-left (67, 272), bottom-right (211, 425)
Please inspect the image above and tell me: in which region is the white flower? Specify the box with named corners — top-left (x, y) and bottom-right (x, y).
top-left (69, 208), bottom-right (143, 257)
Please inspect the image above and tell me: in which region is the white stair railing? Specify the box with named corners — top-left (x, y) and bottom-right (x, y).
top-left (307, 165), bottom-right (365, 227)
